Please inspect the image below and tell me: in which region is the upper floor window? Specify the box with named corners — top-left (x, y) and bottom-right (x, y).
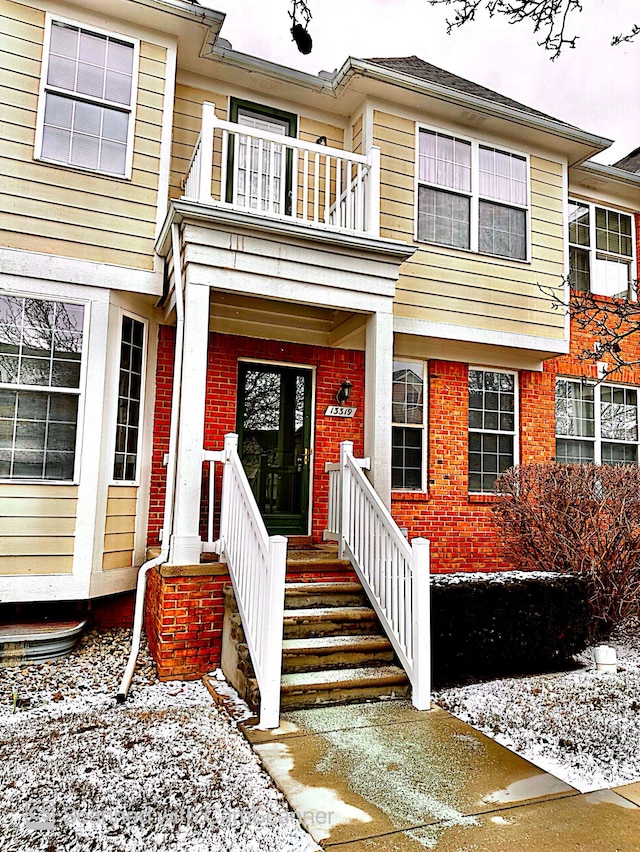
top-left (36, 18), bottom-right (138, 178)
top-left (392, 361), bottom-right (425, 490)
top-left (556, 378), bottom-right (639, 464)
top-left (113, 315), bottom-right (145, 482)
top-left (0, 295), bottom-right (84, 481)
top-left (568, 200), bottom-right (635, 299)
top-left (468, 368), bottom-right (517, 493)
top-left (417, 129), bottom-right (528, 260)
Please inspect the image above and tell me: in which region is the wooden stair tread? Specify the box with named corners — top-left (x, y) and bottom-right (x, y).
top-left (284, 582), bottom-right (365, 594)
top-left (281, 665), bottom-right (409, 691)
top-left (282, 635), bottom-right (392, 653)
top-left (284, 606), bottom-right (377, 622)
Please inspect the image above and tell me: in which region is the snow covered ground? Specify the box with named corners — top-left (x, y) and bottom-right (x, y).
top-left (0, 629), bottom-right (319, 852)
top-left (436, 616), bottom-right (640, 793)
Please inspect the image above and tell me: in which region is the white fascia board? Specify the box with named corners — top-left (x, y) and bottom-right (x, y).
top-left (0, 575), bottom-right (90, 604)
top-left (393, 315), bottom-right (570, 357)
top-left (207, 45), bottom-right (334, 95)
top-left (575, 161), bottom-right (640, 189)
top-left (336, 58), bottom-right (613, 159)
top-left (0, 248), bottom-right (163, 296)
top-left (89, 565), bottom-right (139, 598)
top-left (156, 201), bottom-right (414, 262)
top-left (188, 263), bottom-right (392, 315)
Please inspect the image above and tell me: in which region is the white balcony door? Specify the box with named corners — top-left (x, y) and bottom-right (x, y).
top-left (236, 109), bottom-right (288, 213)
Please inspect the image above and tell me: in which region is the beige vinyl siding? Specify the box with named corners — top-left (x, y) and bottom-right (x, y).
top-left (102, 485), bottom-right (137, 570)
top-left (298, 118), bottom-right (344, 150)
top-left (169, 83), bottom-right (228, 201)
top-left (0, 484), bottom-right (76, 575)
top-left (352, 115), bottom-right (363, 155)
top-left (0, 1), bottom-right (166, 270)
top-left (372, 110), bottom-right (565, 340)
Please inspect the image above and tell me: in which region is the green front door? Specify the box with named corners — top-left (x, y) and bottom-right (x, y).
top-left (237, 362), bottom-right (312, 535)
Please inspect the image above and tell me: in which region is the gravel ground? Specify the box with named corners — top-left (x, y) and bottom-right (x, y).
top-left (436, 616), bottom-right (640, 793)
top-left (0, 629), bottom-right (319, 852)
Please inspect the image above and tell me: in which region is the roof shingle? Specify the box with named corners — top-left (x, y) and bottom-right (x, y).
top-left (363, 56), bottom-right (574, 126)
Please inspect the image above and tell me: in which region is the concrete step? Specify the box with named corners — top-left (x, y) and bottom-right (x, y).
top-left (283, 606), bottom-right (379, 639)
top-left (279, 665), bottom-right (411, 709)
top-left (284, 582), bottom-right (368, 609)
top-left (281, 634), bottom-right (395, 673)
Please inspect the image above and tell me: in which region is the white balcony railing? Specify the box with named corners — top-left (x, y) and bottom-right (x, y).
top-left (183, 102), bottom-right (380, 237)
top-left (324, 441), bottom-right (431, 709)
top-left (203, 433), bottom-right (287, 730)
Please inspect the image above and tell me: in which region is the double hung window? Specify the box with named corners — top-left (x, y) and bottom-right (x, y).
top-left (113, 315), bottom-right (145, 482)
top-left (392, 361), bottom-right (425, 490)
top-left (556, 378), bottom-right (639, 464)
top-left (417, 129), bottom-right (528, 260)
top-left (0, 295), bottom-right (84, 481)
top-left (468, 369), bottom-right (517, 493)
top-left (568, 201), bottom-right (635, 299)
top-left (37, 18), bottom-right (137, 177)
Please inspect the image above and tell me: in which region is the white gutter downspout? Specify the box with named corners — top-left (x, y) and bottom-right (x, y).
top-left (117, 222), bottom-right (186, 702)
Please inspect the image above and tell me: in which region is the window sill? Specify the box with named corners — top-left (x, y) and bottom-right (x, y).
top-left (413, 237), bottom-right (531, 266)
top-left (34, 155), bottom-right (131, 182)
top-left (391, 490), bottom-right (429, 502)
top-left (468, 492), bottom-right (498, 503)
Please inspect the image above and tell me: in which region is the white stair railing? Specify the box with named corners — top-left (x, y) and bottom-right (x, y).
top-left (324, 440), bottom-right (430, 709)
top-left (203, 433), bottom-right (287, 729)
top-left (182, 102), bottom-right (380, 237)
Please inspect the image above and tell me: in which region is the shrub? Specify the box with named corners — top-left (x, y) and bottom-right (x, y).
top-left (492, 463), bottom-right (640, 636)
top-left (431, 571), bottom-right (589, 687)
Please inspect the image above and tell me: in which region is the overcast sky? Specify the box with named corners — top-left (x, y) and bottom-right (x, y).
top-left (204, 0), bottom-right (639, 164)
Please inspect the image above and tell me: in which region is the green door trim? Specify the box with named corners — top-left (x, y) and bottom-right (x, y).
top-left (226, 98), bottom-right (298, 215)
top-left (236, 360), bottom-right (313, 536)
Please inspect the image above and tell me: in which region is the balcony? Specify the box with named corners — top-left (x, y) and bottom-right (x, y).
top-left (182, 102), bottom-right (381, 238)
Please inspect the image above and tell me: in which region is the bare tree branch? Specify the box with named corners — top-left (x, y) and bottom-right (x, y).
top-left (611, 24), bottom-right (640, 46)
top-left (430, 0), bottom-right (637, 58)
top-left (539, 280), bottom-right (640, 382)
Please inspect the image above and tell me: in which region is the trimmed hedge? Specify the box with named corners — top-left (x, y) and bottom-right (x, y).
top-left (431, 571), bottom-right (590, 687)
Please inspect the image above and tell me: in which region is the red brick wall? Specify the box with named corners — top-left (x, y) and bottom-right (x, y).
top-left (148, 328), bottom-right (365, 546)
top-left (147, 324), bottom-right (176, 545)
top-left (90, 592), bottom-right (135, 629)
top-left (145, 567), bottom-right (230, 680)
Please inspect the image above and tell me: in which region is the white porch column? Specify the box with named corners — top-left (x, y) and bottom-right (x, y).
top-left (170, 282), bottom-right (210, 564)
top-left (364, 310), bottom-right (393, 508)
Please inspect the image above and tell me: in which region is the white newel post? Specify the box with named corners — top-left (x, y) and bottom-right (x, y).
top-left (366, 145), bottom-right (381, 237)
top-left (338, 440), bottom-right (354, 560)
top-left (199, 102), bottom-right (216, 204)
top-left (170, 282), bottom-right (210, 564)
top-left (411, 537), bottom-right (431, 710)
top-left (258, 534), bottom-right (288, 729)
top-left (365, 310), bottom-right (393, 508)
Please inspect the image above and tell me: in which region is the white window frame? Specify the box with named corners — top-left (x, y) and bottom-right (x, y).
top-left (468, 366), bottom-right (519, 494)
top-left (568, 199), bottom-right (636, 300)
top-left (0, 292), bottom-right (88, 484)
top-left (555, 377), bottom-right (640, 464)
top-left (415, 124), bottom-right (531, 262)
top-left (391, 360), bottom-right (426, 491)
top-left (34, 13), bottom-right (140, 180)
top-left (111, 310), bottom-right (148, 485)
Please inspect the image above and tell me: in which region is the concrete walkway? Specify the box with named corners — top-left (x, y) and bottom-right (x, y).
top-left (242, 700), bottom-right (640, 850)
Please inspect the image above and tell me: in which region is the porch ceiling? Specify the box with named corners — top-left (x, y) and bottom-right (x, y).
top-left (209, 292), bottom-right (366, 350)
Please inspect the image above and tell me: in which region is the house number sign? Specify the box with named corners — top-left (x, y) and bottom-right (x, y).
top-left (325, 405), bottom-right (357, 418)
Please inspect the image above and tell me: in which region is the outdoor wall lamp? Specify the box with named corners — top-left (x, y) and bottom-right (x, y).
top-left (337, 379), bottom-right (352, 405)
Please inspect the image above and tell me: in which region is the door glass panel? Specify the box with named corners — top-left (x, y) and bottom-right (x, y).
top-left (238, 364), bottom-right (311, 534)
top-left (236, 110), bottom-right (287, 213)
